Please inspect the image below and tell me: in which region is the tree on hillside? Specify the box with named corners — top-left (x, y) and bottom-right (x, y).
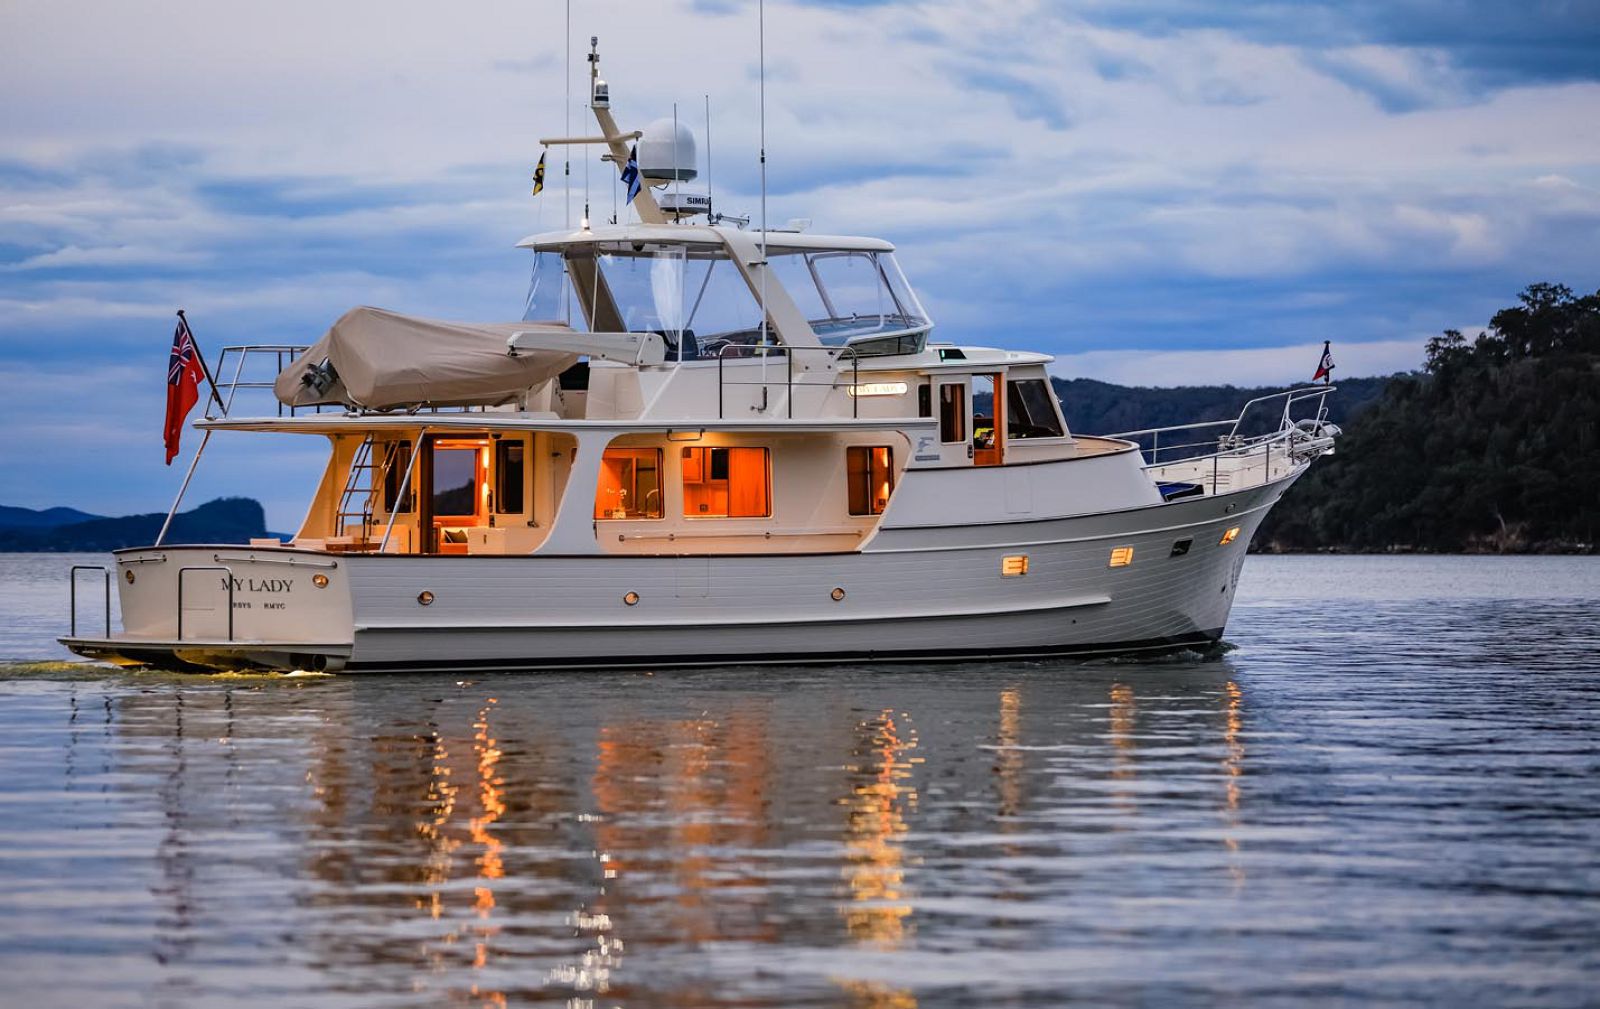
top-left (1259, 284), bottom-right (1600, 553)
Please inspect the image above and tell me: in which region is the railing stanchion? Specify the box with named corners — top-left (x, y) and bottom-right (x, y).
top-left (69, 565), bottom-right (112, 638)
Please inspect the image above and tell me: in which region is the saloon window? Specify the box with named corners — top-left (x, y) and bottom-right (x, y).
top-left (682, 447), bottom-right (771, 518)
top-left (1006, 379), bottom-right (1066, 439)
top-left (494, 438), bottom-right (526, 514)
top-left (595, 448), bottom-right (663, 520)
top-left (432, 442), bottom-right (483, 519)
top-left (847, 446), bottom-right (895, 516)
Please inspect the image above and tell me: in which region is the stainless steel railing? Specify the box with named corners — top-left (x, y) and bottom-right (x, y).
top-left (210, 344), bottom-right (312, 419)
top-left (1108, 385), bottom-right (1336, 466)
top-left (716, 344), bottom-right (861, 419)
top-left (68, 565), bottom-right (111, 638)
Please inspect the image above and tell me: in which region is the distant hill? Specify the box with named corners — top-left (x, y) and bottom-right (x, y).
top-left (0, 505), bottom-right (105, 529)
top-left (0, 497), bottom-right (268, 552)
top-left (1052, 375), bottom-right (1391, 438)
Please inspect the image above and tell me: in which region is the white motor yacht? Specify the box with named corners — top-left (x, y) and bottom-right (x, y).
top-left (62, 44), bottom-right (1339, 673)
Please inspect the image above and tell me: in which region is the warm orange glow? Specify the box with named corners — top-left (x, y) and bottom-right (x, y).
top-left (1109, 546), bottom-right (1134, 567)
top-left (1001, 554), bottom-right (1029, 576)
top-left (595, 447), bottom-right (663, 519)
top-left (1220, 526), bottom-right (1241, 545)
top-left (847, 446), bottom-right (895, 516)
top-left (681, 446), bottom-right (770, 518)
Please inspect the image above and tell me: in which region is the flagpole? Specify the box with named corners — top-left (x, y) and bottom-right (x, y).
top-left (156, 430), bottom-right (211, 547)
top-left (177, 310), bottom-right (228, 418)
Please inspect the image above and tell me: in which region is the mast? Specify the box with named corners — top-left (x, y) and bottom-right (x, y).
top-left (538, 38), bottom-right (667, 226)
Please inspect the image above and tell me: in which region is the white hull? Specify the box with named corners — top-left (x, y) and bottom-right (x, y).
top-left (64, 476), bottom-right (1290, 673)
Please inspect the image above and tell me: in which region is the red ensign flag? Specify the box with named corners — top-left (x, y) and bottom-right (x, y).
top-left (164, 315), bottom-right (204, 464)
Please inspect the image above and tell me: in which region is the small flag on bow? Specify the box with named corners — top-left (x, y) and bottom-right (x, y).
top-left (1312, 340), bottom-right (1335, 384)
top-left (164, 313), bottom-right (204, 465)
top-left (532, 151), bottom-right (546, 196)
top-left (620, 144), bottom-right (641, 203)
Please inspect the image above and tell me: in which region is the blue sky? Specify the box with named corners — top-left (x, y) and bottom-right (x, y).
top-left (2, 0), bottom-right (1598, 528)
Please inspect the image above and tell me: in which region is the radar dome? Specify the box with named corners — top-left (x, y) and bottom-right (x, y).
top-left (638, 118), bottom-right (698, 182)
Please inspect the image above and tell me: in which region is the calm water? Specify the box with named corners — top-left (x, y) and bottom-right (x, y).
top-left (1, 553), bottom-right (1597, 1007)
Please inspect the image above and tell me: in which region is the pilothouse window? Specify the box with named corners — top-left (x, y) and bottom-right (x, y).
top-left (1006, 379), bottom-right (1066, 439)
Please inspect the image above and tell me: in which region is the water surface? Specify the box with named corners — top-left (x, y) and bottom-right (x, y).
top-left (1, 554), bottom-right (1597, 1007)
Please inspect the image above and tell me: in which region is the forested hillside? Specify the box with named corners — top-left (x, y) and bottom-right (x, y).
top-left (1053, 375), bottom-right (1389, 437)
top-left (1258, 284), bottom-right (1598, 552)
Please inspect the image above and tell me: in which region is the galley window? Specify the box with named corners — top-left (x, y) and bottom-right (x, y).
top-left (494, 438), bottom-right (526, 515)
top-left (847, 446), bottom-right (895, 516)
top-left (1006, 378), bottom-right (1066, 439)
top-left (595, 448), bottom-right (663, 520)
top-left (939, 383), bottom-right (967, 444)
top-left (681, 446), bottom-right (771, 518)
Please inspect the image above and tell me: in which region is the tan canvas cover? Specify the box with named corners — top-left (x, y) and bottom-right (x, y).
top-left (275, 307), bottom-right (579, 409)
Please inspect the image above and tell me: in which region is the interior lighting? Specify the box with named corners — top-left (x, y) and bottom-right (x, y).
top-left (1220, 526), bottom-right (1241, 545)
top-left (1001, 555), bottom-right (1029, 576)
top-left (1109, 547), bottom-right (1134, 568)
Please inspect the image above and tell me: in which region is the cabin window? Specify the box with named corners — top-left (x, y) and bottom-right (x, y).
top-left (681, 447), bottom-right (771, 518)
top-left (918, 383), bottom-right (932, 418)
top-left (383, 440), bottom-right (413, 513)
top-left (847, 446), bottom-right (895, 515)
top-left (939, 384), bottom-right (966, 443)
top-left (595, 448), bottom-right (663, 520)
top-left (494, 439), bottom-right (526, 514)
top-left (431, 442), bottom-right (483, 519)
top-left (1006, 378), bottom-right (1066, 439)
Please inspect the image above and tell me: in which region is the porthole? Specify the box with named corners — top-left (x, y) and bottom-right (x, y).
top-left (124, 569), bottom-right (135, 585)
top-left (831, 587), bottom-right (846, 601)
top-left (417, 590), bottom-right (435, 606)
top-left (623, 591), bottom-right (640, 606)
top-left (312, 573), bottom-right (330, 588)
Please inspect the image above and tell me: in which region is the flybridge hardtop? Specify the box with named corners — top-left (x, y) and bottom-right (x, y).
top-left (62, 38), bottom-right (1340, 673)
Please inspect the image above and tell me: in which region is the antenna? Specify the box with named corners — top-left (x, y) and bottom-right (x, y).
top-left (584, 35), bottom-right (597, 228)
top-left (563, 0), bottom-right (572, 324)
top-left (758, 0), bottom-right (768, 352)
top-left (704, 94), bottom-right (713, 223)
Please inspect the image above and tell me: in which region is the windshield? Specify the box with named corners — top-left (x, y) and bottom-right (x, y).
top-left (768, 250), bottom-right (929, 346)
top-left (529, 242), bottom-right (931, 356)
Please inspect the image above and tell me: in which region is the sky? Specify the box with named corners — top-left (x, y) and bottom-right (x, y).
top-left (2, 0), bottom-right (1598, 528)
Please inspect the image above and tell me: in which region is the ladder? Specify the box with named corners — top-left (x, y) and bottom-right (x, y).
top-left (334, 436), bottom-right (400, 542)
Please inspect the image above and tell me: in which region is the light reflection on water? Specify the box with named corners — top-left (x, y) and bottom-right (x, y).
top-left (0, 555), bottom-right (1596, 1007)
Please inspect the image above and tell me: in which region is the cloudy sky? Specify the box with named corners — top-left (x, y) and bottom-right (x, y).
top-left (3, 0), bottom-right (1598, 527)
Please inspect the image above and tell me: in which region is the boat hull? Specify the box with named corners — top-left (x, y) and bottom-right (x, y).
top-left (62, 475), bottom-right (1291, 673)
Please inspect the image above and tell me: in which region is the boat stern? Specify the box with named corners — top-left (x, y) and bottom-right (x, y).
top-left (61, 545), bottom-right (355, 672)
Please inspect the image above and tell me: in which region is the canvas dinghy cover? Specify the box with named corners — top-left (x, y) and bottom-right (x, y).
top-left (275, 306), bottom-right (579, 409)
